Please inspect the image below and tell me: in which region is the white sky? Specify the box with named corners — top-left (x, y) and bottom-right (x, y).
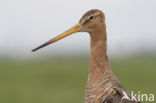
top-left (0, 0), bottom-right (156, 57)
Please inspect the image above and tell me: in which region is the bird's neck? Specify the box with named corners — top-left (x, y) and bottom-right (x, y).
top-left (88, 28), bottom-right (110, 82)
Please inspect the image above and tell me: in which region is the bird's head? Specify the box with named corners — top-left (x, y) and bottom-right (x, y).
top-left (32, 9), bottom-right (105, 52)
top-left (79, 9), bottom-right (105, 32)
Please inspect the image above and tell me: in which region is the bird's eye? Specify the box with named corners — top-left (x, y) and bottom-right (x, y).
top-left (89, 16), bottom-right (94, 20)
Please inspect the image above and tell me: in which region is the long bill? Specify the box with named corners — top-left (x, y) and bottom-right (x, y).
top-left (32, 23), bottom-right (83, 52)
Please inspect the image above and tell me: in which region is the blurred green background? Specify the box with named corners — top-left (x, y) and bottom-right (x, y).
top-left (0, 55), bottom-right (155, 103)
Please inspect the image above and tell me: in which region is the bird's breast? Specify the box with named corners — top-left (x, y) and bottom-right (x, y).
top-left (85, 74), bottom-right (117, 103)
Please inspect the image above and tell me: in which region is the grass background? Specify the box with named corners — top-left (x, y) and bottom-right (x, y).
top-left (0, 56), bottom-right (155, 103)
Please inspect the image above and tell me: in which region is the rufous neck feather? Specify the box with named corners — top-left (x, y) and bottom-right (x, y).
top-left (89, 27), bottom-right (110, 82)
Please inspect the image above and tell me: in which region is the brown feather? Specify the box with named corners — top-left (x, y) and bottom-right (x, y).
top-left (80, 10), bottom-right (141, 103)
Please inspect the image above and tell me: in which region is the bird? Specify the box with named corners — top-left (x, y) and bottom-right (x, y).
top-left (32, 9), bottom-right (140, 103)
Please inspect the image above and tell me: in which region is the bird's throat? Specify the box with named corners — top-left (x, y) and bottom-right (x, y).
top-left (89, 29), bottom-right (110, 82)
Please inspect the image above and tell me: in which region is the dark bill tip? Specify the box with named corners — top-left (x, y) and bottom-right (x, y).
top-left (31, 41), bottom-right (51, 52)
